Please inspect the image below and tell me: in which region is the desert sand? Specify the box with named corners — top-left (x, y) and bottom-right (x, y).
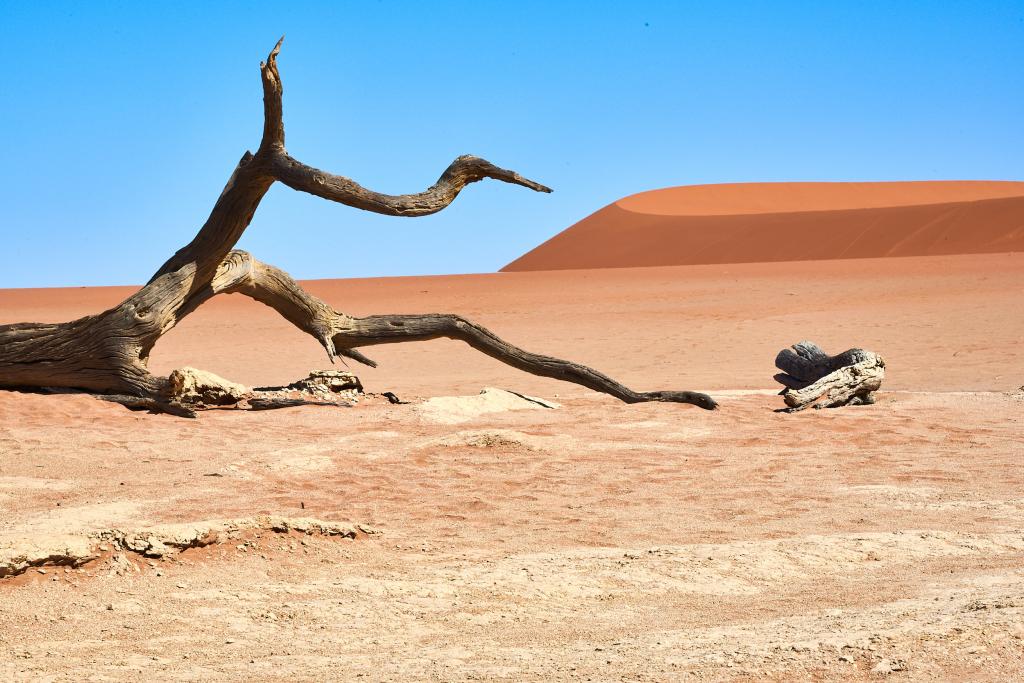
top-left (1, 250), bottom-right (1022, 680)
top-left (502, 181), bottom-right (1024, 271)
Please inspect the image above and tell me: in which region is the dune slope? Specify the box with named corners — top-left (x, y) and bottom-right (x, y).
top-left (503, 181), bottom-right (1024, 271)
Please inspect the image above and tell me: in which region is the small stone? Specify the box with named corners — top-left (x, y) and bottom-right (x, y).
top-left (839, 655), bottom-right (854, 663)
top-left (871, 660), bottom-right (893, 674)
top-left (37, 568), bottom-right (47, 575)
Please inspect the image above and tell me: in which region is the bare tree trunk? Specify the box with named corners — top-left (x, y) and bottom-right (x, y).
top-left (0, 39), bottom-right (717, 415)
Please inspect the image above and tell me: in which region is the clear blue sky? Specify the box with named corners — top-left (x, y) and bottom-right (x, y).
top-left (2, 2), bottom-right (1022, 288)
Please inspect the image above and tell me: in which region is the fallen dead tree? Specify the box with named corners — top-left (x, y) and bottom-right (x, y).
top-left (774, 341), bottom-right (885, 411)
top-left (0, 40), bottom-right (717, 416)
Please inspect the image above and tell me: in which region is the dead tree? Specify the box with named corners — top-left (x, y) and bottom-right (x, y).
top-left (0, 40), bottom-right (718, 416)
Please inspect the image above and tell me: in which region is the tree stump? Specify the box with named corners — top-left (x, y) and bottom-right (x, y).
top-left (774, 341), bottom-right (885, 412)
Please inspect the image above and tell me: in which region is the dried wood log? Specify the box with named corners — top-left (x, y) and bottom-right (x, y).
top-left (774, 341), bottom-right (885, 411)
top-left (0, 39), bottom-right (717, 415)
top-left (105, 368), bottom-right (362, 416)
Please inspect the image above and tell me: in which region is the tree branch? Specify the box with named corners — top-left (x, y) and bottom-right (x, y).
top-left (269, 153), bottom-right (551, 217)
top-left (173, 251), bottom-right (714, 409)
top-left (258, 36), bottom-right (285, 154)
top-left (333, 314), bottom-right (718, 409)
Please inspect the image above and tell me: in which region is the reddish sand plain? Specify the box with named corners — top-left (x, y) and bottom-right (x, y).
top-left (1, 252), bottom-right (1023, 680)
top-left (503, 181), bottom-right (1024, 271)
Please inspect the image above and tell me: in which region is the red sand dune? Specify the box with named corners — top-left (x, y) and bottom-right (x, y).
top-left (502, 181), bottom-right (1024, 271)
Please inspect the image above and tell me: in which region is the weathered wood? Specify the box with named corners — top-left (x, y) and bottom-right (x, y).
top-left (774, 341), bottom-right (875, 389)
top-left (774, 341), bottom-right (885, 411)
top-left (0, 40), bottom-right (717, 415)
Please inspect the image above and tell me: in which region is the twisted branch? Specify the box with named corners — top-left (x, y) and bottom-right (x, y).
top-left (255, 38), bottom-right (550, 215)
top-left (270, 153), bottom-right (552, 217)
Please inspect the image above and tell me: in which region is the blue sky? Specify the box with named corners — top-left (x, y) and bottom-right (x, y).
top-left (2, 2), bottom-right (1022, 287)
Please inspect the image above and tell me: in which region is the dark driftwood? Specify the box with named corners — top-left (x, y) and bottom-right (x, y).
top-left (0, 40), bottom-right (717, 416)
top-left (774, 341), bottom-right (884, 411)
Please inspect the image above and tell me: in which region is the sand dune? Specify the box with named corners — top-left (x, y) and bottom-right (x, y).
top-left (503, 181), bottom-right (1024, 271)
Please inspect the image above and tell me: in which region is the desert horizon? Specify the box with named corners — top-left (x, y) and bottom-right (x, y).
top-left (3, 4), bottom-right (1023, 681)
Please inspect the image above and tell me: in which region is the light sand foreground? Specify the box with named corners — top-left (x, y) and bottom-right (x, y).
top-left (1, 253), bottom-right (1022, 680)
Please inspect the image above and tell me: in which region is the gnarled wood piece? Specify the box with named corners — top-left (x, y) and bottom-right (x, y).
top-left (774, 341), bottom-right (885, 411)
top-left (774, 341), bottom-right (876, 390)
top-left (0, 40), bottom-right (717, 415)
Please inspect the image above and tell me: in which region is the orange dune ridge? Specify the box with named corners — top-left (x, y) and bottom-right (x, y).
top-left (502, 181), bottom-right (1024, 271)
